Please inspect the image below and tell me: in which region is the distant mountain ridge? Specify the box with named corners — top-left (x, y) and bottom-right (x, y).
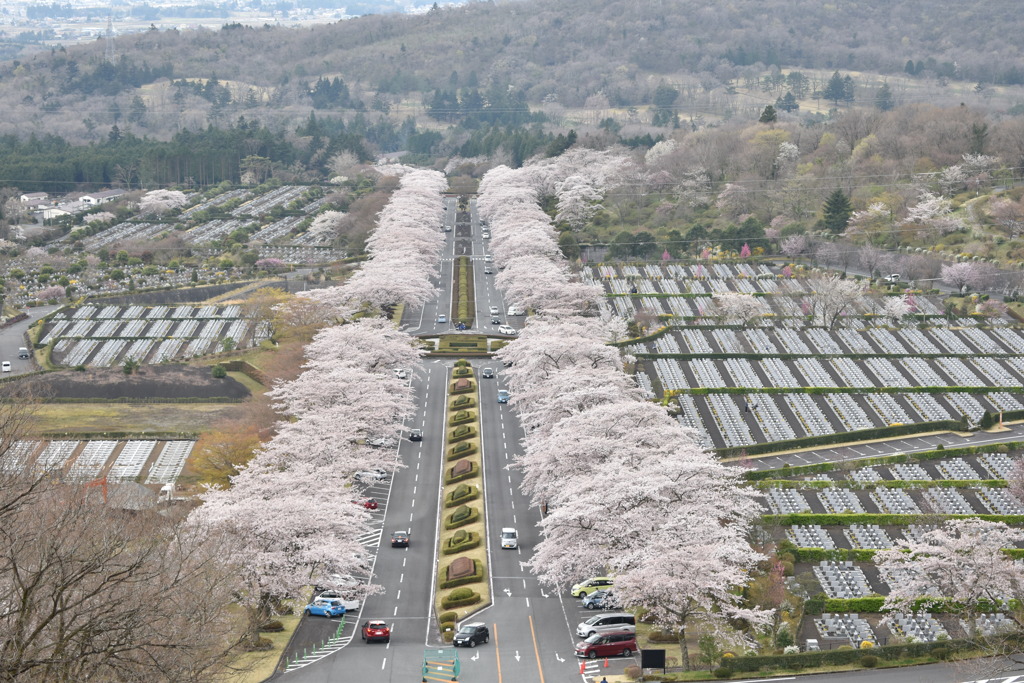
top-left (0, 0), bottom-right (1020, 143)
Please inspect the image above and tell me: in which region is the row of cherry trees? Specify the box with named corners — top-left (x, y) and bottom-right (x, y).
top-left (477, 164), bottom-right (771, 669)
top-left (190, 168), bottom-right (445, 646)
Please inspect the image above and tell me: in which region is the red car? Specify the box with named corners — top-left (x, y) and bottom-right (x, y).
top-left (354, 498), bottom-right (378, 510)
top-left (361, 619), bottom-right (391, 643)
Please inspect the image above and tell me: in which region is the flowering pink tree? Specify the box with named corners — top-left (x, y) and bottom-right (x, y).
top-left (712, 292), bottom-right (763, 328)
top-left (739, 242), bottom-right (751, 258)
top-left (34, 285), bottom-right (65, 301)
top-left (139, 189), bottom-right (188, 216)
top-left (781, 265), bottom-right (793, 278)
top-left (191, 460), bottom-right (374, 647)
top-left (941, 262), bottom-right (985, 294)
top-left (875, 519), bottom-right (1024, 639)
top-left (780, 235), bottom-right (808, 258)
top-left (255, 258), bottom-right (286, 270)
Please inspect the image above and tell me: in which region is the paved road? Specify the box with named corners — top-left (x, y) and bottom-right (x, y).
top-left (0, 305), bottom-right (61, 376)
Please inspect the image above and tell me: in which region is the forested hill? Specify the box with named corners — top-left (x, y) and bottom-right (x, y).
top-left (1, 0), bottom-right (1023, 144)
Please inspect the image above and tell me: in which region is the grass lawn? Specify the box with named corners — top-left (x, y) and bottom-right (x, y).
top-left (30, 402), bottom-right (240, 436)
top-left (216, 607), bottom-right (301, 683)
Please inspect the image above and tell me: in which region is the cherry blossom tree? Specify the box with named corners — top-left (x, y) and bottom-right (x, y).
top-left (805, 275), bottom-right (866, 328)
top-left (555, 175), bottom-right (603, 230)
top-left (305, 210), bottom-right (346, 242)
top-left (780, 234), bottom-right (808, 257)
top-left (138, 189), bottom-right (188, 216)
top-left (900, 192), bottom-right (963, 238)
top-left (875, 519), bottom-right (1024, 639)
top-left (85, 211), bottom-right (116, 225)
top-left (941, 261), bottom-right (985, 294)
top-left (34, 285), bottom-right (65, 300)
top-left (880, 295), bottom-right (912, 324)
top-left (191, 460), bottom-right (374, 647)
top-left (713, 292), bottom-right (764, 328)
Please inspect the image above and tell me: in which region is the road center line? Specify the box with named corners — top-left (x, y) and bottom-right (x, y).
top-left (493, 622), bottom-right (503, 683)
top-left (528, 614), bottom-right (545, 683)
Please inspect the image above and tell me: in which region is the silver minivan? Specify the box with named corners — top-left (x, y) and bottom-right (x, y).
top-left (576, 612), bottom-right (636, 638)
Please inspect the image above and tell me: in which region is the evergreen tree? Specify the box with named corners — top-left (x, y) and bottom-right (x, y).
top-left (822, 189), bottom-right (853, 233)
top-left (823, 71), bottom-right (846, 105)
top-left (875, 82), bottom-right (895, 111)
top-left (904, 59), bottom-right (916, 75)
top-left (979, 410), bottom-right (995, 430)
top-left (758, 105), bottom-right (777, 123)
top-left (842, 75), bottom-right (855, 103)
top-left (775, 91), bottom-right (799, 112)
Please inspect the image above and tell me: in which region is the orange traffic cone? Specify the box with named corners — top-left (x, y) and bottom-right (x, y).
top-left (579, 660), bottom-right (585, 674)
top-left (604, 657), bottom-right (609, 668)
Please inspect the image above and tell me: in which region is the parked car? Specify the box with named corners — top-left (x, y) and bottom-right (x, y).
top-left (354, 468), bottom-right (387, 483)
top-left (366, 436), bottom-right (396, 449)
top-left (574, 630), bottom-right (636, 659)
top-left (497, 390), bottom-right (510, 404)
top-left (17, 347), bottom-right (29, 359)
top-left (394, 368), bottom-right (408, 380)
top-left (500, 527), bottom-right (518, 549)
top-left (453, 622), bottom-right (489, 647)
top-left (361, 619), bottom-right (391, 643)
top-left (498, 325), bottom-right (517, 335)
top-left (507, 305), bottom-right (525, 316)
top-left (489, 305), bottom-right (500, 316)
top-left (304, 599), bottom-right (346, 618)
top-left (313, 590), bottom-right (361, 611)
top-left (314, 573), bottom-right (360, 594)
top-left (582, 589), bottom-right (619, 610)
top-left (576, 612), bottom-right (636, 638)
top-left (1, 362), bottom-right (10, 373)
top-left (437, 314), bottom-right (448, 323)
top-left (391, 530), bottom-right (410, 547)
top-left (481, 367), bottom-right (495, 379)
top-left (358, 498), bottom-right (379, 510)
top-left (571, 576), bottom-right (614, 598)
top-left (409, 428), bottom-right (423, 441)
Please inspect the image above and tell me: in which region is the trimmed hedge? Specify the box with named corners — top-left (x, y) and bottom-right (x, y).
top-left (444, 505), bottom-right (481, 530)
top-left (439, 559), bottom-right (486, 589)
top-left (766, 513), bottom-right (1024, 526)
top-left (441, 589), bottom-right (482, 610)
top-left (448, 424), bottom-right (478, 443)
top-left (450, 380), bottom-right (476, 394)
top-left (725, 639), bottom-right (968, 672)
top-left (445, 484), bottom-right (480, 508)
top-left (442, 530), bottom-right (481, 555)
top-left (745, 442), bottom-right (1023, 481)
top-left (719, 420), bottom-right (962, 457)
top-left (755, 478), bottom-right (1007, 490)
top-left (449, 395), bottom-right (477, 409)
top-left (447, 442), bottom-right (478, 461)
top-left (445, 461), bottom-right (479, 484)
top-left (448, 409), bottom-right (476, 426)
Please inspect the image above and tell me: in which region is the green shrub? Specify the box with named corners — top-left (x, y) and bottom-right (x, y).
top-left (860, 655), bottom-right (878, 668)
top-left (450, 395), bottom-right (476, 409)
top-left (441, 589), bottom-right (481, 610)
top-left (646, 629), bottom-right (678, 643)
top-left (445, 484), bottom-right (480, 507)
top-left (448, 424), bottom-right (478, 443)
top-left (623, 666), bottom-right (641, 680)
top-left (259, 620), bottom-right (284, 632)
top-left (454, 359), bottom-right (470, 367)
top-left (445, 461), bottom-right (479, 484)
top-left (448, 409), bottom-right (476, 426)
top-left (931, 647), bottom-right (949, 660)
top-left (439, 611), bottom-right (458, 623)
top-left (447, 442), bottom-right (478, 460)
top-left (453, 367), bottom-right (472, 377)
top-left (443, 530), bottom-right (480, 554)
top-left (448, 587), bottom-right (473, 601)
top-left (713, 667), bottom-right (733, 679)
top-left (439, 559), bottom-right (486, 589)
top-left (444, 505), bottom-right (481, 530)
top-left (211, 364), bottom-right (227, 378)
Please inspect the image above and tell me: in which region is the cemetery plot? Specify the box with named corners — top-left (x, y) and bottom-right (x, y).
top-left (1, 439), bottom-right (196, 486)
top-left (45, 304), bottom-right (269, 367)
top-left (599, 262), bottom-right (1024, 451)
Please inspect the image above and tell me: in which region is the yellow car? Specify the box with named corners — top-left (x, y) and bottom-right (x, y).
top-left (571, 576), bottom-right (614, 598)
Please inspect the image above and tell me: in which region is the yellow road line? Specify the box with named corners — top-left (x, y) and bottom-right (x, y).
top-left (493, 622), bottom-right (502, 683)
top-left (528, 614), bottom-right (546, 683)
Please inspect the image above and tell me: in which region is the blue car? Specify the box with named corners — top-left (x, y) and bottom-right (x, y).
top-left (497, 390), bottom-right (510, 404)
top-left (305, 599), bottom-right (346, 618)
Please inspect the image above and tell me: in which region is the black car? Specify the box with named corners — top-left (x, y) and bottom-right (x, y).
top-left (481, 367), bottom-right (495, 379)
top-left (391, 530), bottom-right (410, 548)
top-left (453, 622), bottom-right (489, 647)
top-left (409, 429), bottom-right (422, 441)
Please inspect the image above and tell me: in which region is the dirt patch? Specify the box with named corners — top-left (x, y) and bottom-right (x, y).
top-left (21, 364), bottom-right (250, 401)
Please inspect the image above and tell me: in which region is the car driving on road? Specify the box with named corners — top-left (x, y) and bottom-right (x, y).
top-left (409, 428), bottom-right (422, 441)
top-left (500, 528), bottom-right (518, 549)
top-left (498, 325), bottom-right (517, 335)
top-left (361, 620), bottom-right (391, 643)
top-left (497, 389), bottom-right (510, 404)
top-left (437, 314), bottom-right (448, 323)
top-left (481, 367), bottom-right (494, 379)
top-left (391, 530), bottom-right (410, 547)
top-left (453, 622), bottom-right (489, 647)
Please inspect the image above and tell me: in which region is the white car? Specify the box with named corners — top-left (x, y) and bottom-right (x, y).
top-left (394, 368), bottom-right (408, 380)
top-left (489, 306), bottom-right (500, 316)
top-left (354, 468), bottom-right (387, 483)
top-left (1, 362), bottom-right (10, 373)
top-left (482, 231), bottom-right (491, 239)
top-left (498, 325), bottom-right (517, 336)
top-left (484, 254), bottom-right (493, 263)
top-left (314, 590), bottom-right (361, 611)
top-left (500, 527), bottom-right (518, 549)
